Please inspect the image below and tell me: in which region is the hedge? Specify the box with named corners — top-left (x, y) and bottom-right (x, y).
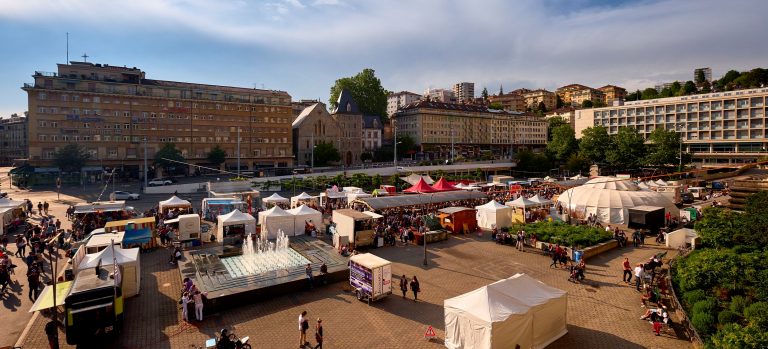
top-left (511, 221), bottom-right (613, 248)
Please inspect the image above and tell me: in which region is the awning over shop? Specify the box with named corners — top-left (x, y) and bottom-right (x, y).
top-left (353, 191), bottom-right (486, 211)
top-left (29, 281), bottom-right (74, 312)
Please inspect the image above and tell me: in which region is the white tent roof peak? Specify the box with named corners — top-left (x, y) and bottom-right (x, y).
top-left (159, 195), bottom-right (191, 206)
top-left (582, 176), bottom-right (640, 191)
top-left (79, 247), bottom-right (139, 269)
top-left (528, 194), bottom-right (551, 205)
top-left (506, 196), bottom-right (537, 208)
top-left (217, 209), bottom-right (256, 223)
top-left (261, 206), bottom-right (292, 217)
top-left (287, 204), bottom-right (321, 215)
top-left (263, 193), bottom-right (289, 203)
top-left (477, 200), bottom-right (509, 211)
top-left (293, 192), bottom-right (315, 200)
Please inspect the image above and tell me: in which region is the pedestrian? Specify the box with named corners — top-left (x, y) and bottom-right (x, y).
top-left (27, 264), bottom-right (41, 301)
top-left (43, 201), bottom-right (50, 215)
top-left (299, 310), bottom-right (309, 348)
top-left (15, 235), bottom-right (26, 258)
top-left (516, 230), bottom-right (524, 251)
top-left (37, 202), bottom-right (43, 216)
top-left (313, 318), bottom-right (323, 349)
top-left (0, 266), bottom-right (9, 294)
top-left (319, 262), bottom-right (328, 286)
top-left (192, 290), bottom-right (206, 321)
top-left (181, 291), bottom-right (191, 322)
top-left (305, 263), bottom-right (313, 289)
top-left (634, 263), bottom-right (644, 291)
top-left (549, 249), bottom-right (559, 268)
top-left (410, 275), bottom-right (420, 301)
top-left (45, 319), bottom-right (60, 349)
top-left (622, 257), bottom-right (632, 284)
top-left (399, 275), bottom-right (408, 298)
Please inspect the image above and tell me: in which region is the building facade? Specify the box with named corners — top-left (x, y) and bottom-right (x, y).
top-left (387, 91), bottom-right (421, 117)
top-left (694, 67), bottom-right (713, 83)
top-left (22, 62), bottom-right (293, 177)
top-left (331, 89), bottom-right (364, 166)
top-left (545, 107), bottom-right (577, 128)
top-left (556, 84), bottom-right (591, 105)
top-left (574, 87), bottom-right (768, 166)
top-left (362, 115), bottom-right (383, 152)
top-left (424, 88), bottom-right (455, 103)
top-left (571, 88), bottom-right (605, 107)
top-left (292, 102), bottom-right (342, 167)
top-left (598, 85), bottom-right (627, 106)
top-left (452, 82), bottom-right (475, 102)
top-left (292, 99), bottom-right (321, 119)
top-left (487, 90), bottom-right (527, 112)
top-left (393, 101), bottom-right (547, 159)
top-left (522, 89), bottom-right (557, 111)
top-left (0, 114), bottom-right (28, 165)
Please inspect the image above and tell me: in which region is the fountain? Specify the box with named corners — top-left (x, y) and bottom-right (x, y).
top-left (221, 230), bottom-right (310, 278)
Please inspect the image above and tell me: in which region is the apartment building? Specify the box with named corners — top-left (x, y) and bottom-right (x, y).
top-left (522, 89), bottom-right (557, 111)
top-left (545, 107), bottom-right (577, 128)
top-left (452, 82), bottom-right (475, 102)
top-left (387, 91), bottom-right (421, 117)
top-left (392, 101), bottom-right (547, 159)
top-left (292, 99), bottom-right (321, 119)
top-left (362, 115), bottom-right (383, 151)
top-left (424, 88), bottom-right (455, 103)
top-left (694, 67), bottom-right (713, 83)
top-left (487, 88), bottom-right (530, 112)
top-left (22, 62), bottom-right (293, 177)
top-left (0, 114), bottom-right (28, 165)
top-left (574, 87), bottom-right (768, 166)
top-left (598, 85), bottom-right (627, 106)
top-left (556, 84), bottom-right (591, 105)
top-left (571, 88), bottom-right (605, 107)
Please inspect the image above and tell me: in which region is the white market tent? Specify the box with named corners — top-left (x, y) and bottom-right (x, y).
top-left (217, 209), bottom-right (256, 242)
top-left (666, 228), bottom-right (700, 250)
top-left (580, 177), bottom-right (640, 191)
top-left (528, 194), bottom-right (552, 207)
top-left (257, 206), bottom-right (295, 238)
top-left (557, 186), bottom-right (679, 225)
top-left (78, 247), bottom-right (141, 297)
top-left (506, 196), bottom-right (538, 209)
top-left (290, 192), bottom-right (318, 208)
top-left (287, 204), bottom-right (323, 235)
top-left (444, 273), bottom-right (568, 349)
top-left (400, 173), bottom-right (436, 185)
top-left (263, 193), bottom-right (289, 204)
top-left (85, 231), bottom-right (125, 254)
top-left (475, 200), bottom-right (513, 230)
top-left (0, 198), bottom-right (25, 209)
top-left (158, 196), bottom-right (191, 212)
top-left (655, 179), bottom-right (669, 186)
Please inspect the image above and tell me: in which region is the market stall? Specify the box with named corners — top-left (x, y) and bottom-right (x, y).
top-left (290, 192), bottom-right (318, 208)
top-left (78, 247), bottom-right (141, 297)
top-left (475, 200), bottom-right (513, 230)
top-left (158, 196), bottom-right (192, 214)
top-left (403, 178), bottom-right (438, 193)
top-left (0, 206), bottom-right (25, 236)
top-left (352, 191), bottom-right (487, 211)
top-left (104, 217), bottom-right (157, 249)
top-left (202, 198), bottom-right (245, 222)
top-left (666, 228), bottom-right (700, 250)
top-left (216, 209), bottom-right (255, 246)
top-left (207, 181), bottom-right (261, 214)
top-left (84, 231), bottom-right (125, 254)
top-left (505, 196), bottom-right (538, 223)
top-left (332, 209), bottom-right (376, 248)
top-left (287, 204), bottom-right (323, 236)
top-left (400, 174), bottom-right (435, 185)
top-left (432, 177), bottom-right (459, 192)
top-left (262, 193), bottom-right (289, 208)
top-left (444, 273), bottom-right (568, 349)
top-left (438, 207), bottom-right (477, 234)
top-left (257, 206), bottom-right (294, 239)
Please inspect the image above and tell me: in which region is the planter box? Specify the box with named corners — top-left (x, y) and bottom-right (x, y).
top-left (534, 239), bottom-right (617, 261)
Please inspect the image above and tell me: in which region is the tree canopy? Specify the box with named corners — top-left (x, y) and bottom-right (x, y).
top-left (578, 126), bottom-right (610, 165)
top-left (644, 128), bottom-right (683, 167)
top-left (313, 141), bottom-right (341, 166)
top-left (605, 127), bottom-right (645, 169)
top-left (207, 145), bottom-right (226, 167)
top-left (53, 144), bottom-right (90, 173)
top-left (154, 143), bottom-right (185, 174)
top-left (329, 68), bottom-right (389, 120)
top-left (396, 134), bottom-right (417, 160)
top-left (547, 124), bottom-right (578, 162)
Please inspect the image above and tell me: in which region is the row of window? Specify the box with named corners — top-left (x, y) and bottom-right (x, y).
top-left (36, 133), bottom-right (289, 144)
top-left (38, 90), bottom-right (290, 109)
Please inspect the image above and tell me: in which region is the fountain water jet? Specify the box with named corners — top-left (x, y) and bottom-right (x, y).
top-left (222, 230), bottom-right (310, 278)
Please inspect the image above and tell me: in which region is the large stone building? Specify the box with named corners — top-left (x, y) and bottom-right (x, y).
top-left (571, 87), bottom-right (605, 107)
top-left (694, 67), bottom-right (713, 83)
top-left (362, 115), bottom-right (383, 152)
top-left (574, 87), bottom-right (768, 167)
top-left (452, 82), bottom-right (475, 102)
top-left (22, 62), bottom-right (293, 177)
top-left (424, 88), bottom-right (455, 103)
top-left (331, 90), bottom-right (364, 166)
top-left (0, 113), bottom-right (28, 165)
top-left (522, 89), bottom-right (557, 111)
top-left (487, 88), bottom-right (530, 112)
top-left (392, 101), bottom-right (547, 160)
top-left (556, 84), bottom-right (592, 106)
top-left (598, 85), bottom-right (627, 106)
top-left (292, 99), bottom-right (321, 119)
top-left (387, 91), bottom-right (421, 117)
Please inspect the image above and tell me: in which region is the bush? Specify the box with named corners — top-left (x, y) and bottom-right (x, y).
top-left (684, 290), bottom-right (708, 307)
top-left (693, 298), bottom-right (719, 315)
top-left (692, 311), bottom-right (717, 336)
top-left (743, 302), bottom-right (768, 329)
top-left (729, 296), bottom-right (750, 315)
top-left (517, 221), bottom-right (612, 248)
top-left (718, 310), bottom-right (740, 325)
top-left (709, 323), bottom-right (768, 349)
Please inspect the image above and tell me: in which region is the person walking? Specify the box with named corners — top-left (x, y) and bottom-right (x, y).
top-left (634, 263), bottom-right (645, 291)
top-left (45, 319), bottom-right (60, 349)
top-left (410, 275), bottom-right (420, 301)
top-left (313, 318), bottom-right (323, 349)
top-left (43, 201), bottom-right (50, 216)
top-left (15, 235), bottom-right (26, 258)
top-left (399, 275), bottom-right (408, 298)
top-left (299, 310), bottom-right (309, 348)
top-left (622, 257), bottom-right (632, 284)
top-left (37, 202), bottom-right (43, 216)
top-left (0, 266), bottom-right (9, 294)
top-left (192, 290), bottom-right (206, 321)
top-left (27, 264), bottom-right (41, 301)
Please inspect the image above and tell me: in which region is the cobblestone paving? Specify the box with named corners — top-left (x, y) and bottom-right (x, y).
top-left (21, 235), bottom-right (692, 349)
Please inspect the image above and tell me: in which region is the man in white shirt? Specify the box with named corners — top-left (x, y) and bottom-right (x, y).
top-left (634, 263), bottom-right (644, 291)
top-left (299, 310), bottom-right (308, 348)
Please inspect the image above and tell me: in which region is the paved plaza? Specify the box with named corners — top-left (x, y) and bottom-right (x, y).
top-left (15, 230), bottom-right (692, 349)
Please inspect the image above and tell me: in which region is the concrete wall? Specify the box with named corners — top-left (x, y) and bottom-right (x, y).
top-left (144, 182), bottom-right (204, 194)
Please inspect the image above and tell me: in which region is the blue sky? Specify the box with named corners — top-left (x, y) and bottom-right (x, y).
top-left (1, 0), bottom-right (767, 117)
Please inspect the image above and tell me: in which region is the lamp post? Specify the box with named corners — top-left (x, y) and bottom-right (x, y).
top-left (393, 121), bottom-right (398, 169)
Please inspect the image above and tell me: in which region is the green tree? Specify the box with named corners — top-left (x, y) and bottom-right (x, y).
top-left (154, 143), bottom-right (185, 175)
top-left (556, 95), bottom-right (565, 108)
top-left (694, 207), bottom-right (742, 249)
top-left (547, 124), bottom-right (578, 162)
top-left (481, 87), bottom-right (489, 100)
top-left (696, 69), bottom-right (707, 85)
top-left (717, 70), bottom-right (742, 91)
top-left (313, 141), bottom-right (341, 166)
top-left (396, 134), bottom-right (417, 160)
top-left (581, 100), bottom-right (593, 108)
top-left (682, 80), bottom-right (697, 95)
top-left (53, 144), bottom-right (90, 173)
top-left (372, 174), bottom-right (383, 189)
top-left (350, 173), bottom-right (371, 189)
top-left (644, 128), bottom-right (682, 167)
top-left (329, 68), bottom-right (389, 119)
top-left (740, 191), bottom-right (768, 248)
top-left (516, 150), bottom-right (551, 174)
top-left (671, 81), bottom-right (682, 95)
top-left (360, 152), bottom-right (373, 162)
top-left (700, 80), bottom-right (712, 93)
top-left (206, 145), bottom-right (226, 167)
top-left (659, 87), bottom-right (674, 98)
top-left (565, 153), bottom-right (589, 173)
top-left (578, 126), bottom-right (610, 164)
top-left (547, 116), bottom-right (569, 141)
top-left (641, 88), bottom-right (659, 100)
top-left (605, 127), bottom-right (646, 169)
top-left (488, 102), bottom-right (504, 110)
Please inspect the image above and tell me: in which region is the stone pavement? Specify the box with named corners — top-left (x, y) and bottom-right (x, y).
top-left (18, 232), bottom-right (692, 349)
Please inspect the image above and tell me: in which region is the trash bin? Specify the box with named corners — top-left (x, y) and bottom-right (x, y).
top-left (573, 250), bottom-right (583, 262)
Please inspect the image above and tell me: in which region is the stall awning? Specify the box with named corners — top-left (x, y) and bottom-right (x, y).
top-left (353, 191), bottom-right (487, 211)
top-left (29, 281), bottom-right (73, 312)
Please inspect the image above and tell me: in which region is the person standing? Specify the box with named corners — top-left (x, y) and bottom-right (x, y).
top-left (410, 275), bottom-right (420, 301)
top-left (634, 263), bottom-right (644, 291)
top-left (622, 257), bottom-right (632, 284)
top-left (305, 264), bottom-right (314, 289)
top-left (45, 319), bottom-right (60, 349)
top-left (399, 275), bottom-right (408, 298)
top-left (27, 264), bottom-right (41, 301)
top-left (319, 262), bottom-right (328, 286)
top-left (181, 292), bottom-right (191, 322)
top-left (313, 318), bottom-right (323, 349)
top-left (299, 310), bottom-right (309, 348)
top-left (192, 290), bottom-right (206, 321)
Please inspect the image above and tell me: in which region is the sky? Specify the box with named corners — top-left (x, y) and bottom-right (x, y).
top-left (1, 0), bottom-right (767, 117)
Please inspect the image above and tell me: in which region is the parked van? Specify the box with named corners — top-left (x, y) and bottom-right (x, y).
top-left (688, 187), bottom-right (706, 200)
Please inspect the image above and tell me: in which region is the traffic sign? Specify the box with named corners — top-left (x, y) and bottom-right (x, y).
top-left (424, 325), bottom-right (436, 339)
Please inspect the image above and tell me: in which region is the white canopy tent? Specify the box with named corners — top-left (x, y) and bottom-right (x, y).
top-left (400, 174), bottom-right (436, 185)
top-left (475, 200), bottom-right (513, 230)
top-left (557, 186), bottom-right (679, 225)
top-left (287, 205), bottom-right (323, 235)
top-left (263, 193), bottom-right (289, 204)
top-left (506, 196), bottom-right (538, 209)
top-left (158, 196), bottom-right (191, 213)
top-left (78, 247), bottom-right (141, 297)
top-left (444, 273), bottom-right (568, 349)
top-left (216, 209), bottom-right (256, 242)
top-left (0, 198), bottom-right (25, 209)
top-left (290, 192), bottom-right (318, 208)
top-left (580, 177), bottom-right (640, 191)
top-left (528, 194), bottom-right (552, 207)
top-left (655, 179), bottom-right (669, 186)
top-left (257, 206), bottom-right (295, 238)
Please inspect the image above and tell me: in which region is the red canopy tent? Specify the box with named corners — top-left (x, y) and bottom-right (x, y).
top-left (433, 177), bottom-right (459, 192)
top-left (403, 178), bottom-right (438, 193)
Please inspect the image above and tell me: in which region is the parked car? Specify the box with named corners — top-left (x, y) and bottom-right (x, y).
top-left (110, 191), bottom-right (140, 200)
top-left (148, 179), bottom-right (173, 186)
top-left (681, 192), bottom-right (694, 204)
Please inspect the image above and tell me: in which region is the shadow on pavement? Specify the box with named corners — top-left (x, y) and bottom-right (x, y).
top-left (550, 325), bottom-right (647, 349)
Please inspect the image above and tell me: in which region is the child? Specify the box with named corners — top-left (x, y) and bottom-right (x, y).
top-left (181, 291), bottom-right (191, 322)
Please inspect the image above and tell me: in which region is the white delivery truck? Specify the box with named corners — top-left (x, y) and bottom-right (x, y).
top-left (349, 253), bottom-right (392, 304)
